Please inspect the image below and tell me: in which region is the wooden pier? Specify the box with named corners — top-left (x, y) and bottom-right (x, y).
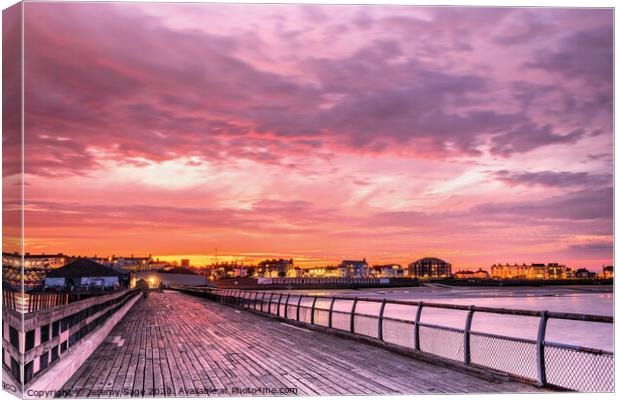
top-left (59, 291), bottom-right (543, 396)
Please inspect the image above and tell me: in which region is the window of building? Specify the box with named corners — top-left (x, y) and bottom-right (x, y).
top-left (60, 316), bottom-right (70, 332)
top-left (10, 357), bottom-right (20, 382)
top-left (52, 321), bottom-right (60, 338)
top-left (24, 361), bottom-right (33, 384)
top-left (25, 330), bottom-right (35, 352)
top-left (9, 326), bottom-right (19, 349)
top-left (40, 352), bottom-right (49, 371)
top-left (51, 345), bottom-right (59, 362)
top-left (60, 341), bottom-right (67, 353)
top-left (41, 324), bottom-right (50, 343)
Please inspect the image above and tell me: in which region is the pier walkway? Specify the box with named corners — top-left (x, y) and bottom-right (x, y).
top-left (60, 291), bottom-right (542, 396)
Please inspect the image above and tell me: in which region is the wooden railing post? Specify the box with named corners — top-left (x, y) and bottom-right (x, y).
top-left (415, 302), bottom-right (423, 351)
top-left (536, 311), bottom-right (549, 387)
top-left (464, 306), bottom-right (475, 364)
top-left (310, 296), bottom-right (318, 325)
top-left (328, 298), bottom-right (336, 328)
top-left (350, 297), bottom-right (359, 333)
top-left (377, 299), bottom-right (387, 341)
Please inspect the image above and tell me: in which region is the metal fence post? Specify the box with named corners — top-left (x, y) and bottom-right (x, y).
top-left (464, 306), bottom-right (475, 364)
top-left (415, 302), bottom-right (423, 351)
top-left (260, 292), bottom-right (267, 312)
top-left (536, 311), bottom-right (549, 387)
top-left (253, 292), bottom-right (259, 310)
top-left (378, 299), bottom-right (387, 341)
top-left (267, 293), bottom-right (275, 314)
top-left (277, 293), bottom-right (283, 317)
top-left (350, 297), bottom-right (359, 333)
top-left (284, 294), bottom-right (291, 319)
top-left (310, 296), bottom-right (318, 325)
top-left (296, 296), bottom-right (303, 321)
top-left (328, 297), bottom-right (336, 328)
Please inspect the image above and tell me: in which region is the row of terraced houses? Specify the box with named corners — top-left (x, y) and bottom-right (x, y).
top-left (2, 252), bottom-right (614, 292)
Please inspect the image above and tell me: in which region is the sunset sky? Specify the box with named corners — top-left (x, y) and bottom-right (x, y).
top-left (6, 3), bottom-right (613, 269)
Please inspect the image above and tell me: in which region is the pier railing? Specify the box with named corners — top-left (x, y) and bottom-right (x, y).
top-left (189, 287), bottom-right (613, 392)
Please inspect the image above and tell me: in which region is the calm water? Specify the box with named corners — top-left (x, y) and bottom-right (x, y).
top-left (288, 286), bottom-right (614, 351)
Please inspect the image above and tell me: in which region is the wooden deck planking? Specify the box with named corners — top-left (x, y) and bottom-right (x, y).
top-left (61, 291), bottom-right (545, 397)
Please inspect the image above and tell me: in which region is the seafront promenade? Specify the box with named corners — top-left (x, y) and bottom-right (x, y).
top-left (60, 291), bottom-right (542, 396)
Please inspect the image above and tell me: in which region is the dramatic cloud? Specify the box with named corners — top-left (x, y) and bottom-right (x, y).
top-left (15, 3), bottom-right (613, 269)
top-left (492, 170), bottom-right (612, 188)
top-left (526, 26), bottom-right (613, 87)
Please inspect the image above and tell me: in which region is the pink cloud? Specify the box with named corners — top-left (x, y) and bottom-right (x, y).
top-left (14, 3), bottom-right (613, 269)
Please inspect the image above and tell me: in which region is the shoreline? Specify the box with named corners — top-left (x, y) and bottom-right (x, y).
top-left (282, 284), bottom-right (614, 301)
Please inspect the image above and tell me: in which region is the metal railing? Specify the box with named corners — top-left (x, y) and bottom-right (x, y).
top-left (194, 288), bottom-right (613, 392)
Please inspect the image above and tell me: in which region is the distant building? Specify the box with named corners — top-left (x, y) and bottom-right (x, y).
top-left (491, 263), bottom-right (567, 280)
top-left (408, 257), bottom-right (451, 279)
top-left (2, 252), bottom-right (69, 291)
top-left (453, 269), bottom-right (490, 279)
top-left (181, 259), bottom-right (190, 268)
top-left (305, 266), bottom-right (342, 278)
top-left (602, 266), bottom-right (613, 279)
top-left (288, 267), bottom-right (305, 278)
top-left (233, 266), bottom-right (250, 278)
top-left (257, 259), bottom-right (294, 277)
top-left (206, 261), bottom-right (253, 279)
top-left (44, 259), bottom-right (131, 291)
top-left (95, 254), bottom-right (153, 271)
top-left (371, 264), bottom-right (405, 278)
top-left (338, 259), bottom-right (369, 278)
top-left (574, 268), bottom-right (597, 279)
top-left (2, 252), bottom-right (68, 269)
top-left (150, 260), bottom-right (171, 270)
top-left (112, 255), bottom-right (152, 271)
top-left (546, 263), bottom-right (567, 279)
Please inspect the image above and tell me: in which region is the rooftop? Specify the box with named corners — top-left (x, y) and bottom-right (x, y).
top-left (47, 259), bottom-right (130, 278)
